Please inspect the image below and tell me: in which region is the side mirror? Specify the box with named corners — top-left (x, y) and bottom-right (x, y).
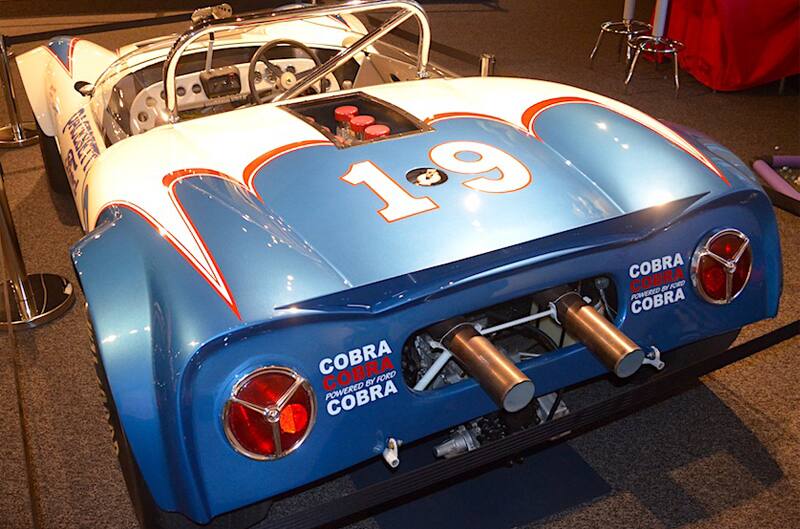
top-left (74, 81), bottom-right (94, 97)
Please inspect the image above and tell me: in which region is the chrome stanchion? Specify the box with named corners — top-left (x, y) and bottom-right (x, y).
top-left (0, 35), bottom-right (38, 148)
top-left (0, 163), bottom-right (73, 328)
top-left (479, 53), bottom-right (495, 77)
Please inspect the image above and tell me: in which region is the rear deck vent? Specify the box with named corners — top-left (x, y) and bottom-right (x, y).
top-left (282, 92), bottom-right (430, 147)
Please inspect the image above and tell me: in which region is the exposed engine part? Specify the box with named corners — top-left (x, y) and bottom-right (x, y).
top-left (433, 425), bottom-right (481, 459)
top-left (536, 391), bottom-right (569, 423)
top-left (409, 335), bottom-right (467, 390)
top-left (403, 276), bottom-right (623, 396)
top-left (428, 319), bottom-right (535, 413)
top-left (382, 437), bottom-right (401, 468)
top-left (594, 276), bottom-right (617, 318)
top-left (550, 291), bottom-right (644, 377)
top-left (432, 391), bottom-right (572, 459)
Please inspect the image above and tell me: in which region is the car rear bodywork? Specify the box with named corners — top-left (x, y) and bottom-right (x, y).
top-left (72, 77), bottom-right (782, 522)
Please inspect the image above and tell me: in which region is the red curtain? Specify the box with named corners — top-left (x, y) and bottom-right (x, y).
top-left (666, 0), bottom-right (800, 91)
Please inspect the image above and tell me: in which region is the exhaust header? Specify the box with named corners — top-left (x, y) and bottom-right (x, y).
top-left (428, 320), bottom-right (535, 413)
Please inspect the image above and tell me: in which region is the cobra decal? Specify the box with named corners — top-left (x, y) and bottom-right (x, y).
top-left (520, 96), bottom-right (730, 186)
top-left (628, 253), bottom-right (687, 314)
top-left (318, 339), bottom-right (399, 416)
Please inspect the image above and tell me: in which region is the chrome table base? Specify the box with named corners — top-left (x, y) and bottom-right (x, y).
top-left (0, 273), bottom-right (74, 328)
top-left (0, 163), bottom-right (74, 330)
top-left (0, 122), bottom-right (38, 148)
top-left (625, 35), bottom-right (685, 95)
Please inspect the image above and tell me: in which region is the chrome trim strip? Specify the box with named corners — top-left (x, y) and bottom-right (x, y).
top-left (223, 365), bottom-right (317, 461)
top-left (275, 377), bottom-right (304, 411)
top-left (230, 395), bottom-right (268, 415)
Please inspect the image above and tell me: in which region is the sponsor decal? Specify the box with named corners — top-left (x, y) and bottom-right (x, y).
top-left (62, 108), bottom-right (100, 190)
top-left (319, 339), bottom-right (398, 416)
top-left (629, 253), bottom-right (686, 314)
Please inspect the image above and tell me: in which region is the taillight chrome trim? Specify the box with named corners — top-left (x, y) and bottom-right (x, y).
top-left (223, 366), bottom-right (316, 461)
top-left (691, 228), bottom-right (752, 304)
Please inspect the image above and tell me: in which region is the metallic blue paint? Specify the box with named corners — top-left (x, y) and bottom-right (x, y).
top-left (72, 106), bottom-right (781, 523)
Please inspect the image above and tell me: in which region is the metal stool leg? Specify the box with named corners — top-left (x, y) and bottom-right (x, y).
top-left (589, 20), bottom-right (651, 66)
top-left (589, 29), bottom-right (606, 63)
top-left (624, 45), bottom-right (642, 89)
top-left (0, 36), bottom-right (37, 149)
top-left (624, 35), bottom-right (684, 94)
top-left (672, 51), bottom-right (680, 95)
top-left (625, 33), bottom-right (636, 63)
top-left (0, 163), bottom-right (73, 328)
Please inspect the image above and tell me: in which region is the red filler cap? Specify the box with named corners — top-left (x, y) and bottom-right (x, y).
top-left (350, 115), bottom-right (376, 134)
top-left (334, 105), bottom-right (359, 123)
top-left (364, 124), bottom-right (391, 140)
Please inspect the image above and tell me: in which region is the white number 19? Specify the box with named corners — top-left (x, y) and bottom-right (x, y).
top-left (341, 161), bottom-right (439, 222)
top-left (341, 141), bottom-right (531, 222)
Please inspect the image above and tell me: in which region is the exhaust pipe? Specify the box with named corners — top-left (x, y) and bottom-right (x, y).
top-left (553, 292), bottom-right (644, 378)
top-left (429, 320), bottom-right (535, 413)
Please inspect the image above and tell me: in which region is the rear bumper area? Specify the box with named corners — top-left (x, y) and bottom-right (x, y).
top-left (219, 322), bottom-right (797, 529)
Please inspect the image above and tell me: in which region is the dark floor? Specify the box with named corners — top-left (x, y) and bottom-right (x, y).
top-left (0, 1), bottom-right (798, 529)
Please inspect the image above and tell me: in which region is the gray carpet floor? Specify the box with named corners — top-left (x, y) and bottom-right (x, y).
top-left (0, 1), bottom-right (798, 528)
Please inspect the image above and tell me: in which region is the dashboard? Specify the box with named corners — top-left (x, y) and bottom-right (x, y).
top-left (128, 57), bottom-right (340, 135)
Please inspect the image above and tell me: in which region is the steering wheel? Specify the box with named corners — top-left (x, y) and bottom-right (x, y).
top-left (248, 39), bottom-right (325, 104)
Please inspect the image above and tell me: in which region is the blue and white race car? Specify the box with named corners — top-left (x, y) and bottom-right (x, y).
top-left (17, 1), bottom-right (782, 527)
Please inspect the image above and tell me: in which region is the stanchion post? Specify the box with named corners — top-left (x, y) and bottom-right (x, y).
top-left (0, 163), bottom-right (74, 328)
top-left (0, 168), bottom-right (34, 320)
top-left (479, 53), bottom-right (495, 77)
top-left (0, 34), bottom-right (38, 148)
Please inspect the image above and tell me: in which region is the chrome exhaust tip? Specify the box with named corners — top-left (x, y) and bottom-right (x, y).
top-left (553, 292), bottom-right (644, 378)
top-left (429, 320), bottom-right (535, 413)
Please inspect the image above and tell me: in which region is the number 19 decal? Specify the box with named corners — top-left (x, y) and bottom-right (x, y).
top-left (341, 162), bottom-right (439, 222)
top-left (341, 141), bottom-right (531, 222)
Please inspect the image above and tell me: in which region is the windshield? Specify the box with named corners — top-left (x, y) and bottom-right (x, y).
top-left (90, 38), bottom-right (178, 144)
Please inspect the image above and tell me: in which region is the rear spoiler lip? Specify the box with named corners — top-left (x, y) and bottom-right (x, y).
top-left (277, 192), bottom-right (708, 315)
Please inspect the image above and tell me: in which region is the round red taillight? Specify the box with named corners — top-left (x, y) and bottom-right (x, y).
top-left (223, 367), bottom-right (315, 460)
top-left (692, 229), bottom-right (752, 304)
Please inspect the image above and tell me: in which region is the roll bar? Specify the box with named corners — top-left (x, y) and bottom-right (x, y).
top-left (162, 0), bottom-right (431, 122)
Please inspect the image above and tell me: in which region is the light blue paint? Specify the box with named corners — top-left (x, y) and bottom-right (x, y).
top-left (72, 109), bottom-right (781, 523)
